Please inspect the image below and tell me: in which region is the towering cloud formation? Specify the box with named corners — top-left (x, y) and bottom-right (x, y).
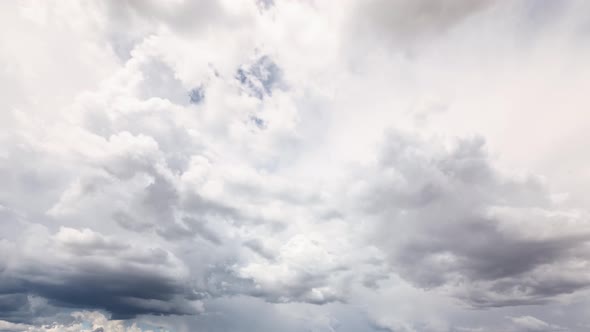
top-left (2, 1), bottom-right (590, 331)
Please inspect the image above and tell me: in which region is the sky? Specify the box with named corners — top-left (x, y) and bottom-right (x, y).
top-left (1, 0), bottom-right (590, 331)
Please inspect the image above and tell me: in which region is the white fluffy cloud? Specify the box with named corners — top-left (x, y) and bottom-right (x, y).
top-left (2, 0), bottom-right (590, 331)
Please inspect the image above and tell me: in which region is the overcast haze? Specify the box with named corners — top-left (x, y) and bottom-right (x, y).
top-left (2, 1), bottom-right (590, 331)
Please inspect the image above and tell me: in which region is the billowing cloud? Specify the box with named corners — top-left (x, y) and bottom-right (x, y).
top-left (1, 225), bottom-right (201, 319)
top-left (2, 0), bottom-right (590, 331)
top-left (352, 130), bottom-right (590, 307)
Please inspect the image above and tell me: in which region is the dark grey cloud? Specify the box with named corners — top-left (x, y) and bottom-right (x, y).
top-left (358, 130), bottom-right (590, 307)
top-left (0, 227), bottom-right (201, 321)
top-left (0, 294), bottom-right (31, 324)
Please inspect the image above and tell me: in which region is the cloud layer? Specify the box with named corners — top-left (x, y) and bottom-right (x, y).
top-left (2, 1), bottom-right (590, 331)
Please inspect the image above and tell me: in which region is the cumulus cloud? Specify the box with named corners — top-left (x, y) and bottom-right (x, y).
top-left (351, 130), bottom-right (590, 307)
top-left (0, 225), bottom-right (201, 319)
top-left (2, 0), bottom-right (590, 331)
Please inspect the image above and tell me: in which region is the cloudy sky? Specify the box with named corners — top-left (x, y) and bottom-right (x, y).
top-left (2, 0), bottom-right (590, 331)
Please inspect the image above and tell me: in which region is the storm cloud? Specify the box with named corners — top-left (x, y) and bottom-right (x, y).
top-left (2, 1), bottom-right (590, 331)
